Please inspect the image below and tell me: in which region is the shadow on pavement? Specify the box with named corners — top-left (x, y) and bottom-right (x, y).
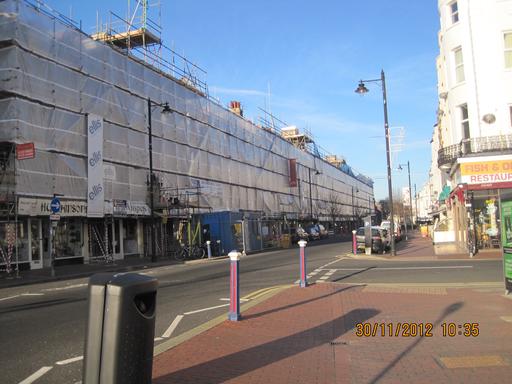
top-left (332, 266), bottom-right (375, 283)
top-left (368, 301), bottom-right (464, 384)
top-left (153, 308), bottom-right (380, 384)
top-left (243, 285), bottom-right (359, 320)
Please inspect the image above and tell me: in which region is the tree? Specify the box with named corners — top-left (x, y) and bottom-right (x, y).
top-left (327, 192), bottom-right (342, 229)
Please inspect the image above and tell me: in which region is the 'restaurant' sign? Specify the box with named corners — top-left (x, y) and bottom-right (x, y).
top-left (460, 156), bottom-right (512, 185)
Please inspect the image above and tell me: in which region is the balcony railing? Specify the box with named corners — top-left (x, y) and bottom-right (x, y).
top-left (438, 134), bottom-right (512, 168)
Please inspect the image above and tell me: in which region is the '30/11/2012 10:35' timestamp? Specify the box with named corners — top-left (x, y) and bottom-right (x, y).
top-left (355, 322), bottom-right (480, 337)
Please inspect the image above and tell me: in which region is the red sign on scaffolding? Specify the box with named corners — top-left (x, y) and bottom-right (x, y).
top-left (16, 143), bottom-right (35, 160)
top-left (289, 159), bottom-right (297, 187)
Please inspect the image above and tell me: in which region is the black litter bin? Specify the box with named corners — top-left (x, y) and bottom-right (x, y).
top-left (83, 272), bottom-right (158, 384)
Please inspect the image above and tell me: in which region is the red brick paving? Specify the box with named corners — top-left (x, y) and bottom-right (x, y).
top-left (152, 282), bottom-right (512, 384)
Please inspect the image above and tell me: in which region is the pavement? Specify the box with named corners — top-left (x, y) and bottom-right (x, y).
top-left (152, 233), bottom-right (512, 384)
top-left (345, 232), bottom-right (502, 261)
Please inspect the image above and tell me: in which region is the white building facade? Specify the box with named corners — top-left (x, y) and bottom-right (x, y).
top-left (434, 0), bottom-right (512, 251)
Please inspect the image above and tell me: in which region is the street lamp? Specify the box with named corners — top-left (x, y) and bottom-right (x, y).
top-left (398, 161), bottom-right (413, 238)
top-left (147, 98), bottom-right (172, 262)
top-left (355, 69), bottom-right (395, 255)
top-left (352, 186), bottom-right (359, 229)
top-left (307, 166), bottom-right (321, 220)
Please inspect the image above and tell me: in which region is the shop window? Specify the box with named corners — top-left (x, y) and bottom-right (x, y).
top-left (54, 219), bottom-right (82, 258)
top-left (123, 219), bottom-right (138, 255)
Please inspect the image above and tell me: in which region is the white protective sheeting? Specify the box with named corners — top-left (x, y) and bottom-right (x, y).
top-left (0, 0), bottom-right (374, 220)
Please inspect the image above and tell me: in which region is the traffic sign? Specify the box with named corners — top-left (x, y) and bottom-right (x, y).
top-left (50, 197), bottom-right (61, 214)
top-left (50, 214), bottom-right (61, 221)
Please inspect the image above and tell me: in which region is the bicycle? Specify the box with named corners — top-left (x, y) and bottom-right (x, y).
top-left (174, 244), bottom-right (205, 261)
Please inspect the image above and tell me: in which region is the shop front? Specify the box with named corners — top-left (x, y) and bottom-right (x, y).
top-left (451, 155), bottom-right (512, 253)
top-left (16, 197), bottom-right (149, 270)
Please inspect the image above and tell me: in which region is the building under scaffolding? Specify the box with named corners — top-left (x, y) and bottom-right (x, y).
top-left (0, 0), bottom-right (374, 271)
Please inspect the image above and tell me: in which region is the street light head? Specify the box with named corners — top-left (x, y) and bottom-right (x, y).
top-left (161, 102), bottom-right (172, 114)
top-left (355, 81), bottom-right (369, 95)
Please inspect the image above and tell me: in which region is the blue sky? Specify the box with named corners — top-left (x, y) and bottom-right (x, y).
top-left (52, 0), bottom-right (440, 200)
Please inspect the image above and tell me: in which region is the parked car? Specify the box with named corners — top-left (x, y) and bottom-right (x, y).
top-left (355, 226), bottom-right (389, 254)
top-left (305, 225), bottom-right (320, 241)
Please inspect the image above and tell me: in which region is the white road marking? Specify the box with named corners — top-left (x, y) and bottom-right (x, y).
top-left (42, 283), bottom-right (87, 292)
top-left (219, 298), bottom-right (249, 302)
top-left (55, 356), bottom-right (83, 366)
top-left (0, 293), bottom-right (45, 302)
top-left (318, 266), bottom-right (473, 272)
top-left (162, 315), bottom-right (184, 338)
top-left (183, 303), bottom-right (229, 315)
top-left (18, 366), bottom-right (53, 384)
top-left (318, 275), bottom-right (330, 280)
top-left (154, 337), bottom-right (164, 341)
top-left (0, 294), bottom-right (23, 302)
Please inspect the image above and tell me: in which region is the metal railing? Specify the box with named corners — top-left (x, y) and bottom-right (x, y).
top-left (438, 134), bottom-right (512, 167)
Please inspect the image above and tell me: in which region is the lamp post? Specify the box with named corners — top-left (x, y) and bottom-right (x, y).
top-left (355, 70), bottom-right (395, 255)
top-left (307, 166), bottom-right (321, 221)
top-left (147, 98), bottom-right (172, 262)
top-left (398, 161), bottom-right (413, 237)
top-left (351, 186), bottom-right (359, 230)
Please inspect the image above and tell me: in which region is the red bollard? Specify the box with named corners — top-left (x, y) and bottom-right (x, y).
top-left (352, 230), bottom-right (357, 255)
top-left (228, 251), bottom-right (241, 321)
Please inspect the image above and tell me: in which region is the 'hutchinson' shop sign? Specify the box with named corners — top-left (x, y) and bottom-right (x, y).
top-left (18, 198), bottom-right (150, 217)
top-left (459, 155), bottom-right (512, 185)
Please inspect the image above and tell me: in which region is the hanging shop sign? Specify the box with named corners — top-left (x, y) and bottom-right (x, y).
top-left (16, 142), bottom-right (35, 160)
top-left (459, 156), bottom-right (512, 186)
top-left (87, 114), bottom-right (104, 217)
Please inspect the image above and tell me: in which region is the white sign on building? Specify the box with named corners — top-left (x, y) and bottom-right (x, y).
top-left (87, 114), bottom-right (104, 217)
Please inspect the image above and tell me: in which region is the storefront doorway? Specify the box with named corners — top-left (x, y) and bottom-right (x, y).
top-left (29, 219), bottom-right (43, 269)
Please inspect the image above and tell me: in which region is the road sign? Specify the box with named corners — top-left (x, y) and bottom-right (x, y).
top-left (50, 214), bottom-right (61, 221)
top-left (50, 197), bottom-right (61, 214)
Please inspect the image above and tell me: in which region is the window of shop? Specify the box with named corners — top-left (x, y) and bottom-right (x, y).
top-left (54, 219), bottom-right (82, 259)
top-left (471, 191), bottom-right (500, 249)
top-left (123, 219), bottom-right (138, 255)
top-left (0, 221), bottom-right (29, 265)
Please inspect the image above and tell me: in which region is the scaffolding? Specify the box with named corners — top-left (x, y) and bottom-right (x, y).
top-left (91, 0), bottom-right (208, 97)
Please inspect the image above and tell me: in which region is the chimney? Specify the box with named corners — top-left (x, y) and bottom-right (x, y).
top-left (229, 101), bottom-right (243, 117)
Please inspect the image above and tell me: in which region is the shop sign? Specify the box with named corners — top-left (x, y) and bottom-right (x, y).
top-left (106, 200), bottom-right (150, 216)
top-left (501, 200), bottom-right (512, 293)
top-left (18, 198), bottom-right (88, 217)
top-left (460, 157), bottom-right (512, 185)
